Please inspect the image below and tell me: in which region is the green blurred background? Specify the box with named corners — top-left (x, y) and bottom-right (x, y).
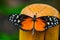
top-left (0, 0), bottom-right (60, 40)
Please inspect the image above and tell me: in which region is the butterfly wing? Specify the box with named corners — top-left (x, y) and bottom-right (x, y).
top-left (21, 17), bottom-right (33, 31)
top-left (9, 14), bottom-right (33, 31)
top-left (35, 16), bottom-right (60, 31)
top-left (40, 16), bottom-right (60, 29)
top-left (9, 14), bottom-right (21, 26)
top-left (35, 18), bottom-right (46, 31)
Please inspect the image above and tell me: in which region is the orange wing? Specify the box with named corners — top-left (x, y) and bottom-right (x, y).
top-left (21, 18), bottom-right (33, 31)
top-left (35, 18), bottom-right (46, 31)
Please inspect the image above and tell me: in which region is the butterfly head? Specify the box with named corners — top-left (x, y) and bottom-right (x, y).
top-left (33, 15), bottom-right (36, 22)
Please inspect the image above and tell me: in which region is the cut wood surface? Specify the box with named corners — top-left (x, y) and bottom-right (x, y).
top-left (19, 4), bottom-right (60, 40)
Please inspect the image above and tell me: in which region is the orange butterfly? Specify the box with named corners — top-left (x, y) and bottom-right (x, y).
top-left (9, 14), bottom-right (60, 31)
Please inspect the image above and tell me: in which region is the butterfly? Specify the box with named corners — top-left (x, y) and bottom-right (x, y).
top-left (9, 14), bottom-right (60, 32)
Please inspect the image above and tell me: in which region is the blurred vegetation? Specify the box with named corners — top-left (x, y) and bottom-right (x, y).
top-left (0, 32), bottom-right (18, 40)
top-left (0, 0), bottom-right (60, 16)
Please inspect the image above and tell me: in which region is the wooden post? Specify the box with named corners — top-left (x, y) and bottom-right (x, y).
top-left (19, 4), bottom-right (60, 40)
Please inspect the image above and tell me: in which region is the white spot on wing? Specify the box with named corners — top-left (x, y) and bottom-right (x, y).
top-left (16, 15), bottom-right (19, 18)
top-left (51, 22), bottom-right (53, 25)
top-left (47, 22), bottom-right (50, 25)
top-left (14, 20), bottom-right (16, 22)
top-left (18, 20), bottom-right (20, 23)
top-left (49, 18), bottom-right (52, 21)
